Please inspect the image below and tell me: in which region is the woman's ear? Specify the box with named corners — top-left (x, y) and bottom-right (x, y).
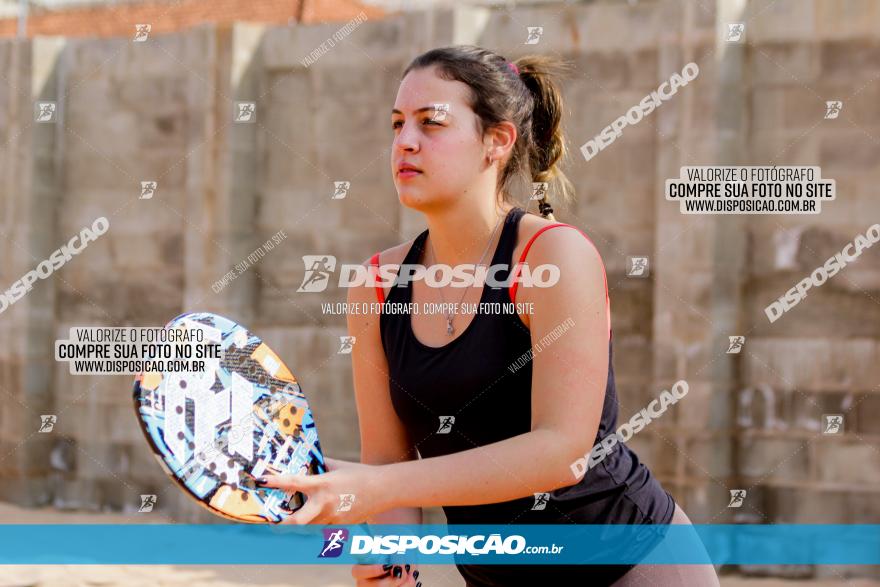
top-left (484, 121), bottom-right (517, 163)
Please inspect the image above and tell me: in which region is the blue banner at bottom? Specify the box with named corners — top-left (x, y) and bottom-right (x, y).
top-left (0, 524), bottom-right (877, 565)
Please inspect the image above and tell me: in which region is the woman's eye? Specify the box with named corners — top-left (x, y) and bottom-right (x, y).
top-left (391, 119), bottom-right (440, 130)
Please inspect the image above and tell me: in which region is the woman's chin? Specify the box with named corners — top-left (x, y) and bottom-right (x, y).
top-left (397, 190), bottom-right (432, 210)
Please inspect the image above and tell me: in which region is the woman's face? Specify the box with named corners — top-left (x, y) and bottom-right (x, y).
top-left (391, 65), bottom-right (493, 212)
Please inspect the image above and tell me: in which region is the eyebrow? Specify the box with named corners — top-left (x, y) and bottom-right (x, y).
top-left (391, 106), bottom-right (448, 116)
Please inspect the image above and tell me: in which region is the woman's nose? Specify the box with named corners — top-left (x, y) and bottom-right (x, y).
top-left (394, 124), bottom-right (419, 153)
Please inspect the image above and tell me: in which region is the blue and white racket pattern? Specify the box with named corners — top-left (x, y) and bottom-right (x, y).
top-left (133, 312), bottom-right (326, 523)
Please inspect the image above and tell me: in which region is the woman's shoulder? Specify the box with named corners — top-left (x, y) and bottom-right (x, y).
top-left (514, 210), bottom-right (603, 265)
top-left (350, 237), bottom-right (419, 306)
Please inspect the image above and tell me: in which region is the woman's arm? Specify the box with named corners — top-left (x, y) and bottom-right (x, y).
top-left (372, 228), bottom-right (610, 510)
top-left (347, 256), bottom-right (423, 525)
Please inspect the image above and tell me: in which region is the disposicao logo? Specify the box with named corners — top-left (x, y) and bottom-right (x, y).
top-left (318, 528), bottom-right (349, 558)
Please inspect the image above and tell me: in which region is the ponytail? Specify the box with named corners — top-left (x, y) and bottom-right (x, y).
top-left (513, 55), bottom-right (575, 222)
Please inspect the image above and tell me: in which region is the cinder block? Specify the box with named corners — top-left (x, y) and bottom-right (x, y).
top-left (576, 51), bottom-right (630, 90)
top-left (820, 40), bottom-right (880, 81)
top-left (628, 49), bottom-right (659, 89)
top-left (820, 131), bottom-right (880, 174)
top-left (744, 338), bottom-right (879, 392)
top-left (748, 0), bottom-right (817, 43)
top-left (855, 395), bottom-right (880, 435)
top-left (815, 441), bottom-right (880, 485)
top-left (752, 42), bottom-right (819, 86)
top-left (815, 0), bottom-right (880, 40)
top-left (739, 436), bottom-right (810, 481)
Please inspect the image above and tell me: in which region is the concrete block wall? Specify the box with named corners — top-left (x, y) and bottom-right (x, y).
top-left (737, 0), bottom-right (880, 549)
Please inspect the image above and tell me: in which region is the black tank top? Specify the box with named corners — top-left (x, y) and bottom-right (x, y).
top-left (376, 207), bottom-right (675, 585)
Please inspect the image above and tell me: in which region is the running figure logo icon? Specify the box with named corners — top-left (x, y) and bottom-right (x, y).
top-left (234, 102), bottom-right (256, 123)
top-left (822, 414), bottom-right (843, 434)
top-left (727, 336), bottom-right (745, 354)
top-left (728, 489), bottom-right (746, 508)
top-left (35, 102), bottom-right (56, 123)
top-left (133, 24), bottom-right (151, 42)
top-left (297, 255), bottom-right (337, 292)
top-left (437, 416), bottom-right (455, 434)
top-left (824, 101), bottom-right (843, 119)
top-left (140, 181), bottom-right (157, 200)
top-left (532, 492), bottom-right (549, 510)
top-left (337, 493), bottom-right (356, 512)
top-left (332, 181), bottom-right (350, 200)
top-left (318, 528), bottom-right (349, 558)
top-left (627, 256), bottom-right (650, 277)
top-left (726, 23), bottom-right (745, 42)
top-left (38, 415), bottom-right (57, 433)
top-left (429, 103), bottom-right (450, 122)
top-left (338, 336), bottom-right (356, 354)
top-left (531, 182), bottom-right (548, 200)
top-left (138, 494), bottom-right (157, 513)
top-left (525, 27), bottom-right (543, 45)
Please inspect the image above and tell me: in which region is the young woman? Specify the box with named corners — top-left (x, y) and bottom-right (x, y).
top-left (258, 46), bottom-right (719, 586)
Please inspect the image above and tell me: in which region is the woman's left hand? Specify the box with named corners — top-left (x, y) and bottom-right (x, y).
top-left (256, 457), bottom-right (386, 525)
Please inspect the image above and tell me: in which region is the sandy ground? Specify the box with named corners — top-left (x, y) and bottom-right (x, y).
top-left (0, 503), bottom-right (876, 586)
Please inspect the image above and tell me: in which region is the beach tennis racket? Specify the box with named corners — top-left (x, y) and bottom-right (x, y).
top-left (132, 311), bottom-right (326, 523)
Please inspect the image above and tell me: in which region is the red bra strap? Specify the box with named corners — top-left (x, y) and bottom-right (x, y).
top-left (369, 252), bottom-right (385, 304)
top-left (509, 224), bottom-right (611, 338)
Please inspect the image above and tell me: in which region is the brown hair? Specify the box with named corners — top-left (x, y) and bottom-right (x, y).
top-left (401, 45), bottom-right (575, 222)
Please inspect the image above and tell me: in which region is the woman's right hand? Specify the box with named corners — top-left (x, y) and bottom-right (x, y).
top-left (351, 563), bottom-right (421, 586)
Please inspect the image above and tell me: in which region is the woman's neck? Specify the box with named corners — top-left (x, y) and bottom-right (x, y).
top-left (423, 203), bottom-right (515, 268)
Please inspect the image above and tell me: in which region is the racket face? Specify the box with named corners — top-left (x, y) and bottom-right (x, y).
top-left (132, 312), bottom-right (326, 523)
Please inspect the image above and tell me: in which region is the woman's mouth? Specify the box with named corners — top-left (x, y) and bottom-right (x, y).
top-left (398, 169), bottom-right (422, 179)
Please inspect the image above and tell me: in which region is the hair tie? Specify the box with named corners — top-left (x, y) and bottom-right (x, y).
top-left (507, 61), bottom-right (519, 75)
